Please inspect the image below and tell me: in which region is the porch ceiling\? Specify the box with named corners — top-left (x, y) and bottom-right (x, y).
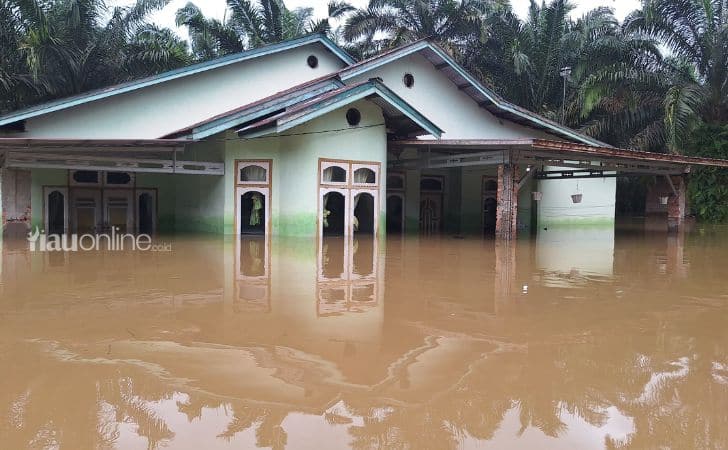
top-left (388, 139), bottom-right (728, 176)
top-left (0, 137), bottom-right (188, 151)
top-left (0, 138), bottom-right (224, 175)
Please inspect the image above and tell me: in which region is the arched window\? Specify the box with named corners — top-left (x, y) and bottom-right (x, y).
top-left (322, 165), bottom-right (347, 184)
top-left (353, 168), bottom-right (376, 185)
top-left (239, 164), bottom-right (268, 184)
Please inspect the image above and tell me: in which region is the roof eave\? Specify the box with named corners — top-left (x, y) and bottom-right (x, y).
top-left (422, 43), bottom-right (609, 148)
top-left (340, 39), bottom-right (608, 148)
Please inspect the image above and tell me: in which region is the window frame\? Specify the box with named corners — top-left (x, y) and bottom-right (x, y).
top-left (236, 160), bottom-right (271, 186)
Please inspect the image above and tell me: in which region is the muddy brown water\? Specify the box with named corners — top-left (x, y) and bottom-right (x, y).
top-left (1, 224), bottom-right (727, 449)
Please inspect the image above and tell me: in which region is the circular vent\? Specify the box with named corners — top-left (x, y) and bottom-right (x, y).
top-left (346, 108), bottom-right (361, 126)
top-left (403, 73), bottom-right (415, 88)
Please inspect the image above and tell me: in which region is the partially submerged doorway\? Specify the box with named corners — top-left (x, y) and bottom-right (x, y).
top-left (136, 190), bottom-right (157, 235)
top-left (386, 194), bottom-right (404, 234)
top-left (103, 189), bottom-right (134, 233)
top-left (318, 160), bottom-right (380, 237)
top-left (70, 189), bottom-right (102, 234)
top-left (483, 177), bottom-right (498, 236)
top-left (44, 187), bottom-right (68, 235)
top-left (483, 197), bottom-right (497, 236)
top-left (323, 191), bottom-right (347, 236)
top-left (235, 160), bottom-right (271, 236)
top-left (420, 176), bottom-right (444, 234)
top-left (353, 192), bottom-right (375, 234)
top-left (45, 171), bottom-right (158, 235)
top-left (386, 172), bottom-right (405, 234)
top-left (239, 191), bottom-right (266, 235)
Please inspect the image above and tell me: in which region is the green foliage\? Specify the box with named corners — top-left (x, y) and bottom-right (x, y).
top-left (0, 0), bottom-right (190, 113)
top-left (686, 124), bottom-right (728, 221)
top-left (175, 0), bottom-right (352, 61)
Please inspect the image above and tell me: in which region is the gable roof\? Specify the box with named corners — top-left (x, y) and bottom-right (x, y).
top-left (164, 74), bottom-right (344, 140)
top-left (1, 33), bottom-right (610, 149)
top-left (0, 33), bottom-right (355, 129)
top-left (338, 39), bottom-right (610, 148)
top-left (237, 79), bottom-right (442, 139)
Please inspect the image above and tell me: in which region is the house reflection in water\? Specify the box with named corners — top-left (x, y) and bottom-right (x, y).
top-left (317, 236), bottom-right (380, 317)
top-left (535, 226), bottom-right (616, 287)
top-left (235, 236), bottom-right (271, 313)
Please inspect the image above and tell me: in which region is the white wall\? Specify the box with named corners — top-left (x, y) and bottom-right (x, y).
top-left (19, 44), bottom-right (347, 139)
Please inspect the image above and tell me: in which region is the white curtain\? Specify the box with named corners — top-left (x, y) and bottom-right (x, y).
top-left (241, 165), bottom-right (267, 182)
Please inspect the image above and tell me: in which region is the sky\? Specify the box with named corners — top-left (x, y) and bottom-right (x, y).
top-left (112, 0), bottom-right (643, 38)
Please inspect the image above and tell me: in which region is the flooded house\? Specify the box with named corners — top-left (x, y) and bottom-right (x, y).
top-left (2, 33), bottom-right (728, 449)
top-left (1, 33), bottom-right (726, 239)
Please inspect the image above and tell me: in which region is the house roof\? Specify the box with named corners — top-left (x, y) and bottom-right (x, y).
top-left (237, 79), bottom-right (443, 139)
top-left (0, 34), bottom-right (355, 129)
top-left (164, 74), bottom-right (344, 139)
top-left (338, 39), bottom-right (610, 148)
top-left (0, 34), bottom-right (628, 150)
top-left (164, 36), bottom-right (610, 144)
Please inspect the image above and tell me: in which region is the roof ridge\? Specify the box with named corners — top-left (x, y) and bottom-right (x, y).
top-left (339, 38), bottom-right (431, 73)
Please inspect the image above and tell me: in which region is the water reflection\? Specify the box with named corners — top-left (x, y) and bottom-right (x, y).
top-left (0, 225), bottom-right (727, 449)
top-left (535, 226), bottom-right (615, 287)
top-left (317, 237), bottom-right (380, 316)
top-left (236, 236), bottom-right (270, 312)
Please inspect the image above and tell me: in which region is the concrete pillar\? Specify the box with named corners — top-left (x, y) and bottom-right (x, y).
top-left (496, 164), bottom-right (519, 240)
top-left (494, 239), bottom-right (517, 314)
top-left (667, 175), bottom-right (686, 233)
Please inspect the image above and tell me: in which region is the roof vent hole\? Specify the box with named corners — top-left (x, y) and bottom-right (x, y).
top-left (346, 108), bottom-right (361, 127)
top-left (307, 55), bottom-right (319, 68)
top-left (403, 73), bottom-right (415, 88)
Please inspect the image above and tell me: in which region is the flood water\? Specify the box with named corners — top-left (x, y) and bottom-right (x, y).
top-left (1, 223), bottom-right (727, 449)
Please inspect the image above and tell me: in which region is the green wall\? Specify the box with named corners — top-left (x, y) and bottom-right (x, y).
top-left (223, 99), bottom-right (388, 236)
